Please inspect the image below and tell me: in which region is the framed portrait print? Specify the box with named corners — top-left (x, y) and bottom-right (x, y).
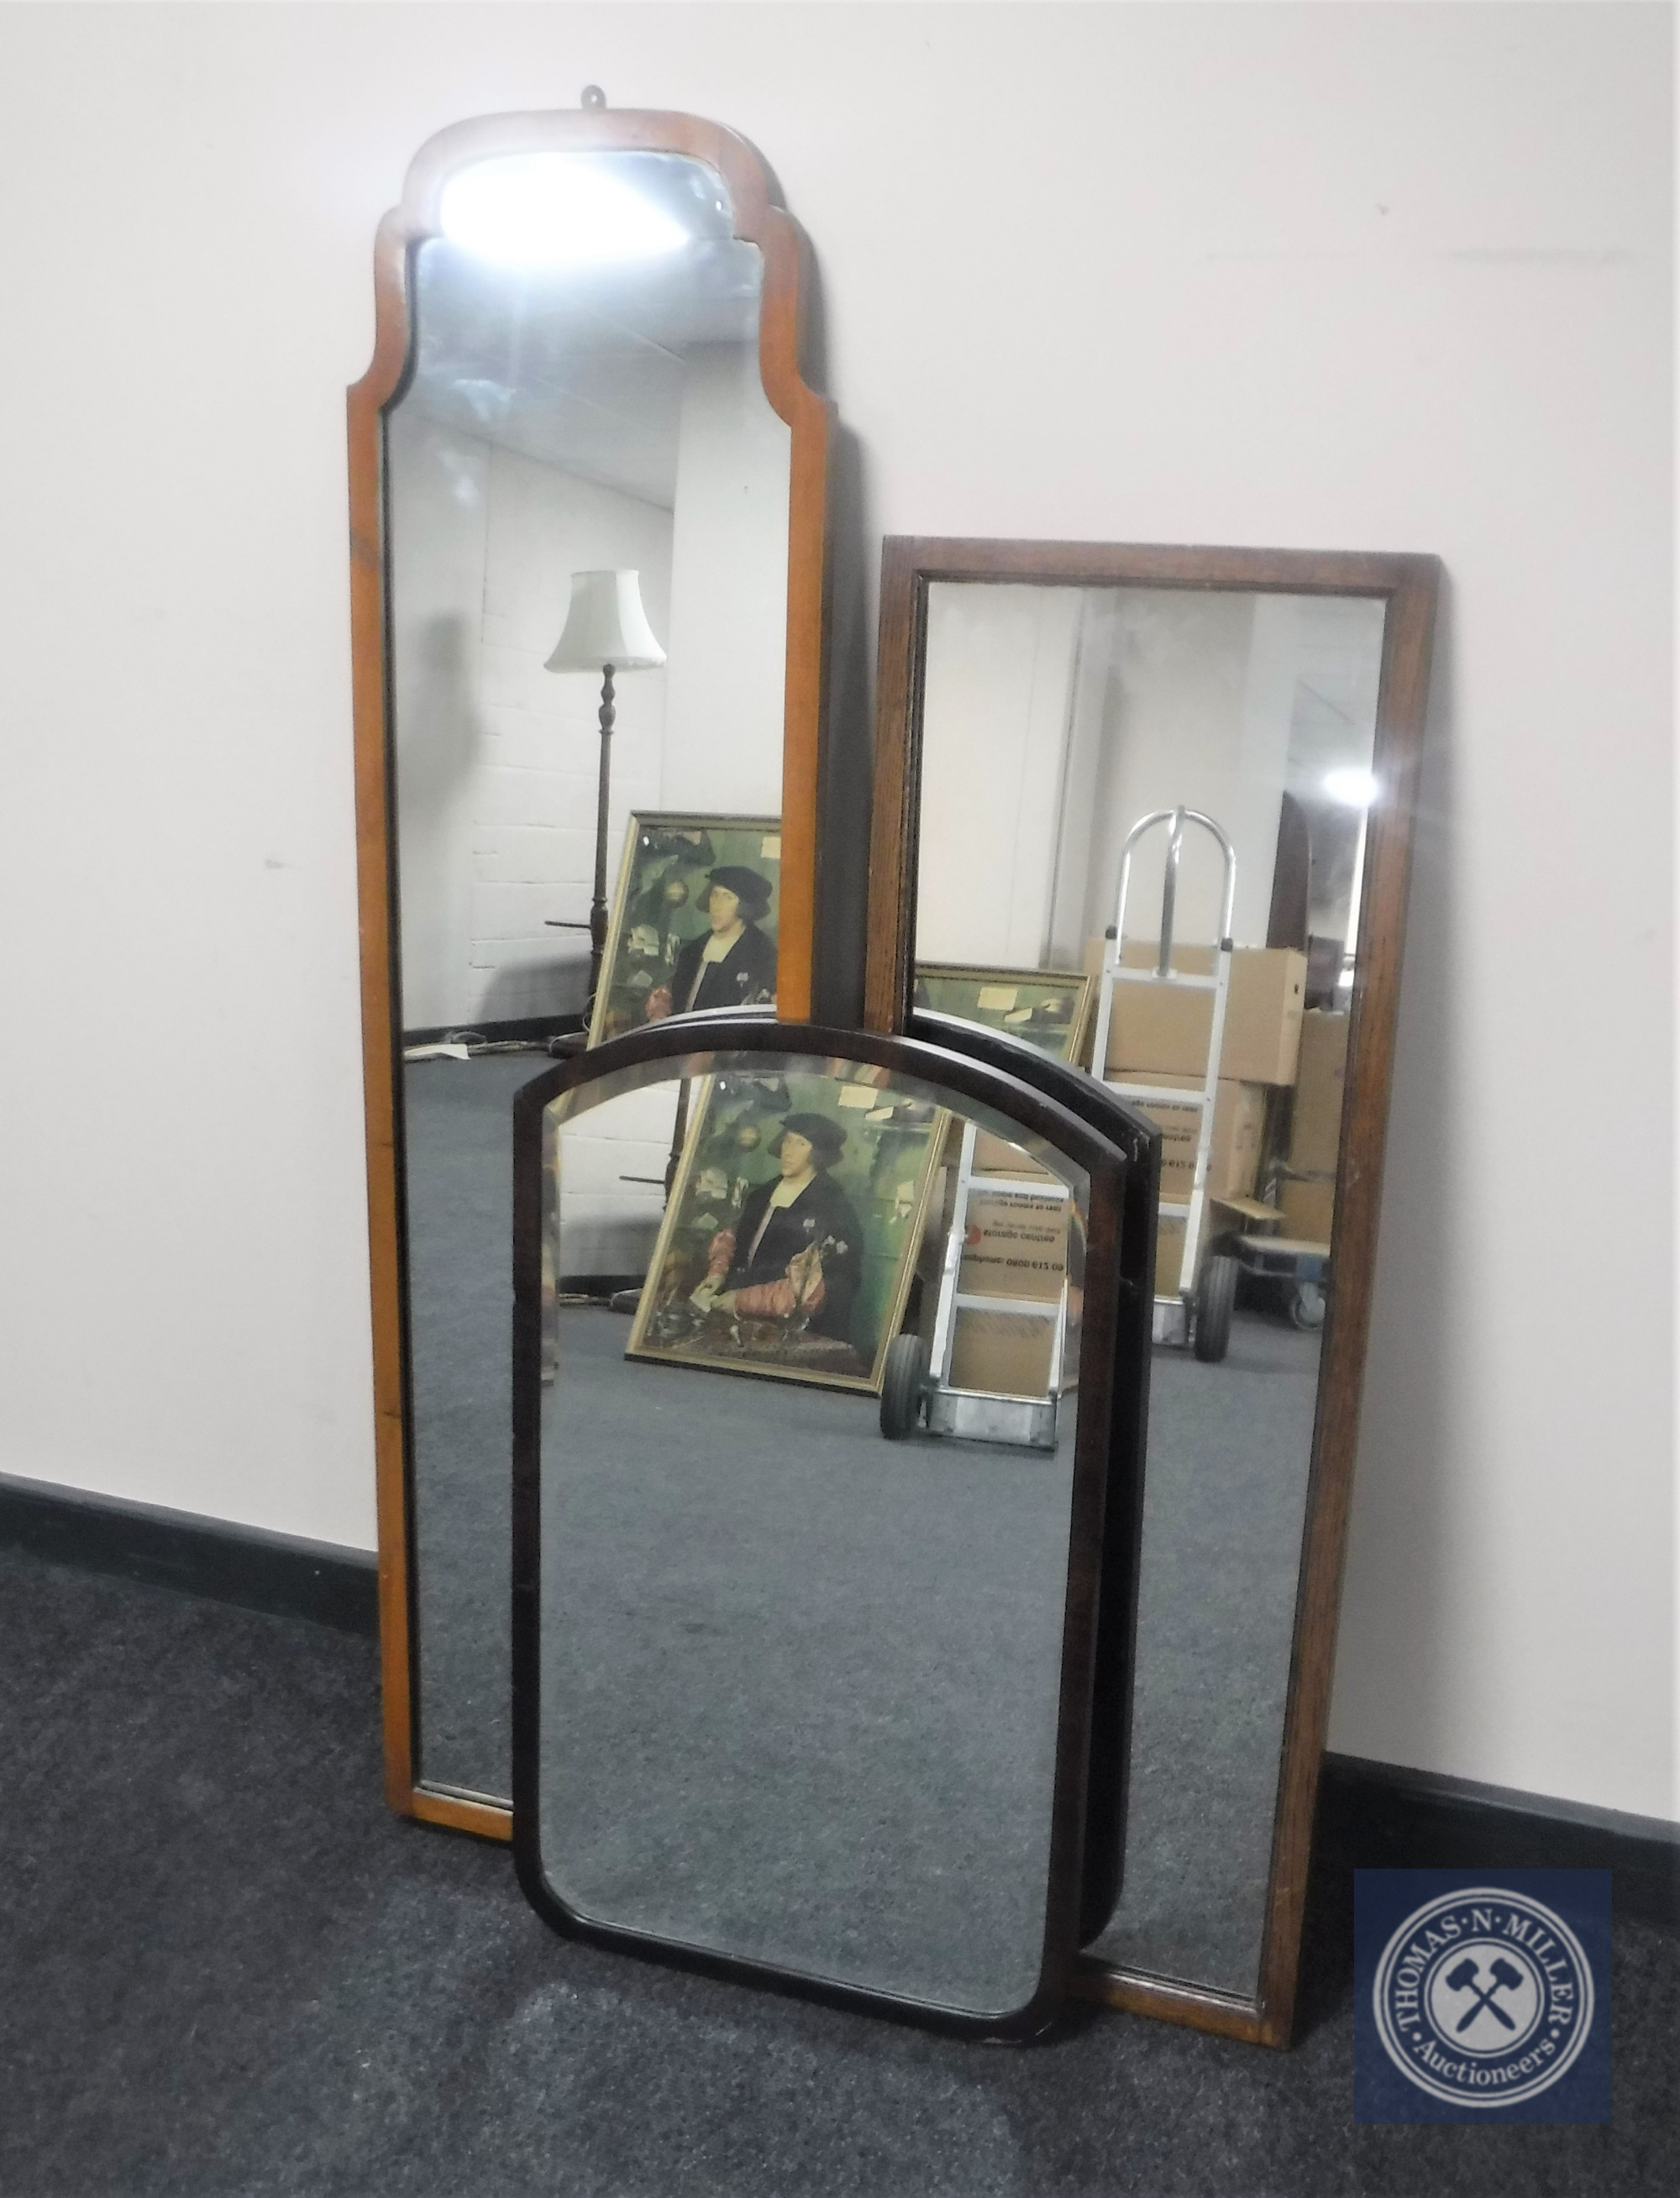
top-left (589, 814), bottom-right (783, 1045)
top-left (625, 1060), bottom-right (947, 1391)
top-left (913, 965), bottom-right (1095, 1066)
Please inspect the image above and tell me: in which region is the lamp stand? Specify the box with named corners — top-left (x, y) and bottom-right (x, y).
top-left (586, 663), bottom-right (616, 1004)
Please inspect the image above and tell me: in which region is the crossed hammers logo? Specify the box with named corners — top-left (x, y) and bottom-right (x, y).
top-left (1443, 1955), bottom-right (1525, 2033)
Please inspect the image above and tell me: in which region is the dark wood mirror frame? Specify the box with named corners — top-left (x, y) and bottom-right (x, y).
top-left (865, 538), bottom-right (1439, 2045)
top-left (508, 1015), bottom-right (1148, 2038)
top-left (349, 109), bottom-right (834, 1839)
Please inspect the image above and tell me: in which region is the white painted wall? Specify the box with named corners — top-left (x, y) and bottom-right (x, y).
top-left (0, 4), bottom-right (1669, 1821)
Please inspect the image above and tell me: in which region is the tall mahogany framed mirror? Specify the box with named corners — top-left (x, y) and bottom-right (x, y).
top-left (349, 106), bottom-right (833, 1836)
top-left (866, 538), bottom-right (1439, 2043)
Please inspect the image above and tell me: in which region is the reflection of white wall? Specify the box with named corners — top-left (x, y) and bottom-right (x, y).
top-left (1042, 593), bottom-right (1121, 960)
top-left (918, 585), bottom-right (1297, 969)
top-left (556, 1082), bottom-right (680, 1279)
top-left (660, 342), bottom-right (791, 814)
top-left (916, 584), bottom-right (1084, 964)
top-left (1284, 595), bottom-right (1390, 944)
top-left (1082, 591), bottom-right (1295, 950)
top-left (386, 412), bottom-right (488, 1029)
top-left (389, 407), bottom-right (673, 1029)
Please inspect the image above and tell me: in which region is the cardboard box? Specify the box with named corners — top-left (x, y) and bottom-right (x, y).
top-left (948, 1308), bottom-right (1055, 1398)
top-left (970, 1127), bottom-right (1058, 1181)
top-left (957, 1189), bottom-right (1068, 1304)
top-left (1081, 938), bottom-right (1212, 1076)
top-left (1278, 1174), bottom-right (1336, 1246)
top-left (1289, 1010), bottom-right (1351, 1173)
top-left (1221, 948), bottom-right (1308, 1087)
top-left (1154, 1214), bottom-right (1186, 1298)
top-left (1152, 1213), bottom-right (1241, 1297)
top-left (1106, 1074), bottom-right (1265, 1204)
top-left (1083, 941), bottom-right (1307, 1085)
top-left (1152, 1196), bottom-right (1279, 1298)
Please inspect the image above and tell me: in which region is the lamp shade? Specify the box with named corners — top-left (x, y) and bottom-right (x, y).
top-left (543, 570), bottom-right (667, 673)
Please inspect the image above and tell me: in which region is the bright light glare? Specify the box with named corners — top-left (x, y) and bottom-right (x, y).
top-left (1323, 767), bottom-right (1378, 808)
top-left (439, 156), bottom-right (690, 270)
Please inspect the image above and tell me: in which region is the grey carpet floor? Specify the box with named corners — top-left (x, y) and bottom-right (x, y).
top-left (1095, 1315), bottom-right (1320, 1992)
top-left (538, 1311), bottom-right (1074, 2015)
top-left (3, 1545), bottom-right (1676, 2197)
top-left (405, 1051), bottom-right (551, 1800)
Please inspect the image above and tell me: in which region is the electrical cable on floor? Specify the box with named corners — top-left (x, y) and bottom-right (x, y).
top-left (402, 1031), bottom-right (571, 1062)
top-left (445, 1031), bottom-right (554, 1054)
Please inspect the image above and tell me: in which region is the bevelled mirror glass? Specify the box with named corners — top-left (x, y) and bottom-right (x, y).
top-left (349, 112), bottom-right (832, 1832)
top-left (510, 1020), bottom-right (1147, 2033)
top-left (867, 540), bottom-right (1438, 2044)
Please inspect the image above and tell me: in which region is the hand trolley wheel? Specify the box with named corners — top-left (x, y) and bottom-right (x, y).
top-left (1193, 1254), bottom-right (1237, 1364)
top-left (879, 1332), bottom-right (931, 1440)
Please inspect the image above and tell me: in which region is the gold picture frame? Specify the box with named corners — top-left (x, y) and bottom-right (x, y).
top-left (588, 813), bottom-right (783, 1046)
top-left (625, 1060), bottom-right (948, 1393)
top-left (913, 964), bottom-right (1095, 1065)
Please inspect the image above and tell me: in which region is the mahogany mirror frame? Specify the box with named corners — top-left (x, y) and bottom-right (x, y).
top-left (348, 109), bottom-right (834, 1839)
top-left (865, 538), bottom-right (1440, 2045)
top-left (508, 1014), bottom-right (1147, 2038)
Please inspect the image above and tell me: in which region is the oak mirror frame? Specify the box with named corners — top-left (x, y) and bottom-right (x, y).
top-left (349, 108), bottom-right (833, 1839)
top-left (866, 538), bottom-right (1439, 2045)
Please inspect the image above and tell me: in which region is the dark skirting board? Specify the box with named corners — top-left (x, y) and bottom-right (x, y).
top-left (4, 1476), bottom-right (1672, 1928)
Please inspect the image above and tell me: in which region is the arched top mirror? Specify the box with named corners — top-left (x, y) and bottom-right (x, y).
top-left (509, 1016), bottom-right (1152, 2035)
top-left (349, 107), bottom-right (834, 1834)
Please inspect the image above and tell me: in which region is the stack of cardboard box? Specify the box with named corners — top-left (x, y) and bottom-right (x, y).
top-left (1277, 1009), bottom-right (1349, 1246)
top-left (1084, 939), bottom-right (1307, 1295)
top-left (943, 1126), bottom-right (1068, 1398)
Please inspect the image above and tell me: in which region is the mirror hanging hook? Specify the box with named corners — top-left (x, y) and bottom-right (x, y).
top-left (580, 84), bottom-right (607, 110)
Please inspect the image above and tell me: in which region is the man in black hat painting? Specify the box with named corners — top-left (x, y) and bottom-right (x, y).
top-left (690, 1112), bottom-right (863, 1349)
top-left (646, 865), bottom-right (777, 1020)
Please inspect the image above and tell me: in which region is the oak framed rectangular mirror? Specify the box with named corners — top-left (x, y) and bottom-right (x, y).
top-left (349, 108), bottom-right (833, 1837)
top-left (866, 538), bottom-right (1439, 2043)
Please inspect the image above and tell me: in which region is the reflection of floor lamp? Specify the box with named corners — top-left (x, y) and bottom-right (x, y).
top-left (543, 569), bottom-right (667, 1010)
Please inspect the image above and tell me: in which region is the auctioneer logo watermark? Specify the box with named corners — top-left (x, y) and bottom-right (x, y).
top-left (1355, 1870), bottom-right (1610, 2124)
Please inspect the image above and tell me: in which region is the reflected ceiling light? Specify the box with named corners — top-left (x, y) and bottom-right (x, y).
top-left (1322, 768), bottom-right (1378, 808)
top-left (439, 155), bottom-right (690, 269)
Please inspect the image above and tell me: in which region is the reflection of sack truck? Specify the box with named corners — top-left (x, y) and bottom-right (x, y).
top-left (1090, 807), bottom-right (1241, 1363)
top-left (879, 1121), bottom-right (1071, 1450)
